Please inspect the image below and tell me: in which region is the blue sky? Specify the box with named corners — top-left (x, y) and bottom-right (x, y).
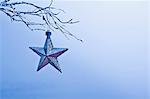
top-left (0, 1), bottom-right (149, 99)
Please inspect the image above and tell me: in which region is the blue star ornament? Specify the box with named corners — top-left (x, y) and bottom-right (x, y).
top-left (29, 31), bottom-right (68, 73)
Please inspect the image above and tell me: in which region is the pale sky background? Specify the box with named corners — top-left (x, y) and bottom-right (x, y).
top-left (0, 0), bottom-right (150, 99)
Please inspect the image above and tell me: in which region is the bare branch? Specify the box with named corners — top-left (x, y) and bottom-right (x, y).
top-left (0, 0), bottom-right (82, 42)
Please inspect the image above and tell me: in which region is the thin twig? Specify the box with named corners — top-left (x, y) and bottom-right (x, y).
top-left (0, 0), bottom-right (82, 42)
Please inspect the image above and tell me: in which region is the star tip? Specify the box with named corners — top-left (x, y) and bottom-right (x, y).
top-left (66, 48), bottom-right (68, 51)
top-left (59, 70), bottom-right (62, 73)
top-left (29, 47), bottom-right (32, 49)
top-left (37, 68), bottom-right (40, 72)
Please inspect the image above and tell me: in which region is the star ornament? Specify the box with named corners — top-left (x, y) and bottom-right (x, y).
top-left (29, 31), bottom-right (68, 73)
